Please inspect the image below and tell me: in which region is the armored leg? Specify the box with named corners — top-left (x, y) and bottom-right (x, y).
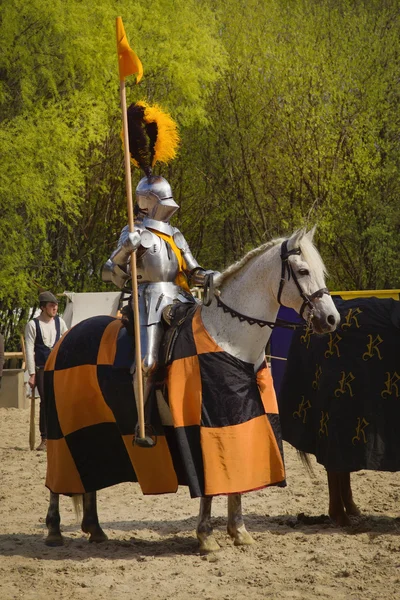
top-left (133, 322), bottom-right (164, 407)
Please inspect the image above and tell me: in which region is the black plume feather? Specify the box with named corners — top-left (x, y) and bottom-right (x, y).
top-left (127, 103), bottom-right (152, 177)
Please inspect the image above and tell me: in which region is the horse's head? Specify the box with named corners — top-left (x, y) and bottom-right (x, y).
top-left (277, 228), bottom-right (340, 333)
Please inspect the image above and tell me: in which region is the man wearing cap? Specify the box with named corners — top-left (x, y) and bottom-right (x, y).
top-left (25, 291), bottom-right (68, 451)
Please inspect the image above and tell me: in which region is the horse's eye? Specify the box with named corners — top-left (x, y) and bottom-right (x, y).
top-left (298, 268), bottom-right (310, 276)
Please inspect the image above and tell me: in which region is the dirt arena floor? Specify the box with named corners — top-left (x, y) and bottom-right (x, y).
top-left (1, 405), bottom-right (400, 600)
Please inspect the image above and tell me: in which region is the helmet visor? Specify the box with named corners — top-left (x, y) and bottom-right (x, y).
top-left (152, 198), bottom-right (179, 222)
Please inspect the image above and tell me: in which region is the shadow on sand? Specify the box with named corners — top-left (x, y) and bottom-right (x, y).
top-left (0, 512), bottom-right (399, 560)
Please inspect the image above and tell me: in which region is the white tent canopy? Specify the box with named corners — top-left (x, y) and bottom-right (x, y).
top-left (62, 291), bottom-right (125, 328)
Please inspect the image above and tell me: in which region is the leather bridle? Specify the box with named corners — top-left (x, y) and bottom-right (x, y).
top-left (277, 240), bottom-right (330, 320)
top-left (213, 240), bottom-right (330, 329)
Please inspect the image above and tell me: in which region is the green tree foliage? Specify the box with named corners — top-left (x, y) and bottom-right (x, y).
top-left (0, 0), bottom-right (225, 345)
top-left (180, 0), bottom-right (400, 292)
top-left (1, 0), bottom-right (400, 348)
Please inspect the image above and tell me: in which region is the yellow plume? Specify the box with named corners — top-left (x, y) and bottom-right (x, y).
top-left (126, 101), bottom-right (180, 170)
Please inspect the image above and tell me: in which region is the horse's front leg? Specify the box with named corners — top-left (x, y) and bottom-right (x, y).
top-left (196, 497), bottom-right (221, 554)
top-left (227, 494), bottom-right (255, 546)
top-left (45, 491), bottom-right (64, 546)
top-left (81, 491), bottom-right (108, 543)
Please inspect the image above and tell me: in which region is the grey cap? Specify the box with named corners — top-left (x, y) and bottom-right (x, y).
top-left (39, 291), bottom-right (58, 304)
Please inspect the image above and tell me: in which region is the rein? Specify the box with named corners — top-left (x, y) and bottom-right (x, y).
top-left (215, 293), bottom-right (302, 330)
top-left (214, 240), bottom-right (330, 329)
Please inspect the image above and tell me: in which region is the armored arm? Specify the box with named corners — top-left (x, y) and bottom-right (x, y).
top-left (102, 225), bottom-right (142, 288)
top-left (173, 230), bottom-right (219, 288)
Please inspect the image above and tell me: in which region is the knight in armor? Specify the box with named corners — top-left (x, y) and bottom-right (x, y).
top-left (102, 102), bottom-right (216, 405)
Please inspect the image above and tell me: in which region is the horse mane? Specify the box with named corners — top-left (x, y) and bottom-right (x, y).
top-left (214, 231), bottom-right (327, 290)
top-left (214, 237), bottom-right (284, 289)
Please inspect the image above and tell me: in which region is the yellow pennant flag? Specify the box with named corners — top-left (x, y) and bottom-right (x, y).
top-left (116, 17), bottom-right (143, 82)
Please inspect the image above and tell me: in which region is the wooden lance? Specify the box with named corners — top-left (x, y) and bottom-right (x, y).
top-left (119, 83), bottom-right (154, 447)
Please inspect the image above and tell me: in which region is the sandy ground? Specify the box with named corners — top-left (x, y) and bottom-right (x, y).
top-left (1, 405), bottom-right (400, 600)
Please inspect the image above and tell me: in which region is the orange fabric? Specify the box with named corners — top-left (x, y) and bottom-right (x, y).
top-left (201, 415), bottom-right (285, 496)
top-left (97, 319), bottom-right (123, 365)
top-left (122, 435), bottom-right (178, 494)
top-left (167, 356), bottom-right (202, 427)
top-left (46, 438), bottom-right (85, 494)
top-left (54, 365), bottom-right (115, 436)
top-left (150, 229), bottom-right (191, 293)
top-left (116, 17), bottom-right (143, 82)
top-left (192, 308), bottom-right (223, 355)
top-left (257, 366), bottom-right (279, 414)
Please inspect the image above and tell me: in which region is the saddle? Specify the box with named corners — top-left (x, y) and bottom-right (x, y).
top-left (120, 298), bottom-right (197, 368)
top-left (158, 302), bottom-right (197, 367)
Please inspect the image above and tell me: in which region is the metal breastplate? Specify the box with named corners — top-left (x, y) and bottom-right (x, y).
top-left (136, 231), bottom-right (180, 284)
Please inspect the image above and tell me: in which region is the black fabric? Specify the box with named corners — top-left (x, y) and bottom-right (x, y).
top-left (173, 425), bottom-right (205, 497)
top-left (35, 367), bottom-right (46, 438)
top-left (158, 303), bottom-right (197, 367)
top-left (65, 422), bottom-right (137, 491)
top-left (96, 365), bottom-right (137, 435)
top-left (55, 315), bottom-right (114, 370)
top-left (278, 297), bottom-right (400, 471)
top-left (165, 308), bottom-right (198, 361)
top-left (113, 327), bottom-right (135, 368)
top-left (43, 369), bottom-right (62, 439)
top-left (268, 413), bottom-right (285, 462)
top-left (199, 352), bottom-right (265, 427)
top-left (163, 426), bottom-right (189, 485)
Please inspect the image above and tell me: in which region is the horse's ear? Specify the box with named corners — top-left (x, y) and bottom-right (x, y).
top-left (287, 228), bottom-right (306, 250)
top-left (306, 225), bottom-right (317, 242)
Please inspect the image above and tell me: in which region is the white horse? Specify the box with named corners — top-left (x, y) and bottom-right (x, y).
top-left (45, 228), bottom-right (340, 552)
top-left (195, 227), bottom-right (339, 552)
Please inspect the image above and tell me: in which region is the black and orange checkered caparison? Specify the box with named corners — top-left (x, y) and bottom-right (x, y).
top-left (44, 310), bottom-right (285, 497)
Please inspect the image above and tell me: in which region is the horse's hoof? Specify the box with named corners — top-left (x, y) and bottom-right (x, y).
top-left (329, 512), bottom-right (351, 527)
top-left (233, 530), bottom-right (256, 546)
top-left (198, 534), bottom-right (221, 555)
top-left (228, 527), bottom-right (255, 546)
top-left (45, 534), bottom-right (64, 547)
top-left (88, 530), bottom-right (108, 543)
top-left (346, 504), bottom-right (362, 517)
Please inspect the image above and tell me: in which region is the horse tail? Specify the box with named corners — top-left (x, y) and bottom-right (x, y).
top-left (297, 450), bottom-right (315, 478)
top-left (71, 495), bottom-right (83, 522)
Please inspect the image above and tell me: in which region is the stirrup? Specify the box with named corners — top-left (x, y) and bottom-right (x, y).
top-left (133, 423), bottom-right (157, 448)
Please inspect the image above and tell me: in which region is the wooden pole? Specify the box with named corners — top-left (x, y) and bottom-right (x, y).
top-left (119, 79), bottom-right (146, 442)
top-left (29, 387), bottom-right (35, 450)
